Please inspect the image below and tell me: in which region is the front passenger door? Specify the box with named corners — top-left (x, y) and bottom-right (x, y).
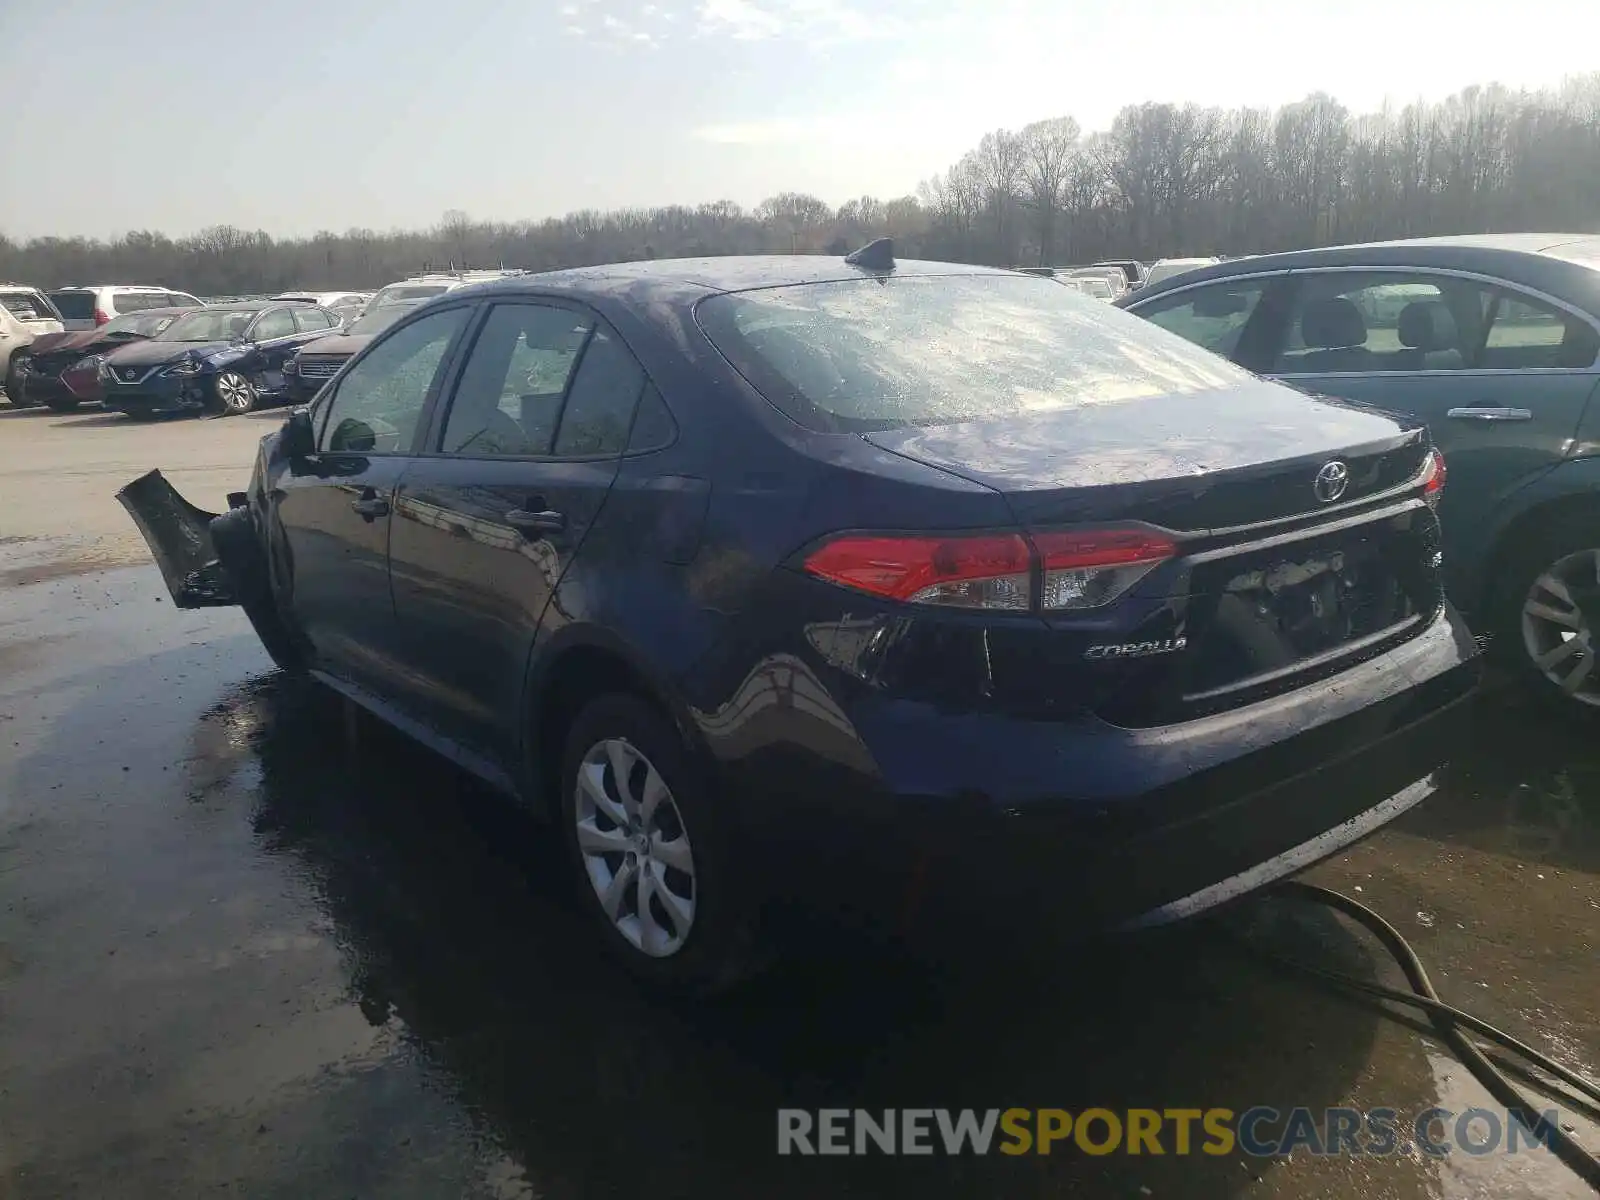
top-left (272, 305), bottom-right (473, 693)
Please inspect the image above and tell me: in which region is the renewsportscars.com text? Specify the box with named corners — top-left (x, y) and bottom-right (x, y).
top-left (777, 1107), bottom-right (1562, 1158)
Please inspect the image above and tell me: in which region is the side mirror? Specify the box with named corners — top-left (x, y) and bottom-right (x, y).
top-left (281, 408), bottom-right (316, 459)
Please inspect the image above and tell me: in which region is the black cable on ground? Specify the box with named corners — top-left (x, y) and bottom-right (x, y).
top-left (1256, 880), bottom-right (1600, 1192)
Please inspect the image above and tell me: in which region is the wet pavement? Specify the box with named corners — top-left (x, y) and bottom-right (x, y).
top-left (2, 409), bottom-right (1598, 1200)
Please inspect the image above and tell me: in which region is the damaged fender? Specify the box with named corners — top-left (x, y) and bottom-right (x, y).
top-left (115, 469), bottom-right (238, 608)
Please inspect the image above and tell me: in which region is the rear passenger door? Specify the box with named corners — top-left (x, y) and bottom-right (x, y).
top-left (387, 300), bottom-right (647, 764)
top-left (1259, 270), bottom-right (1600, 590)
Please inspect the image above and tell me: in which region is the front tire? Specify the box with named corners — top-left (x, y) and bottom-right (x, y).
top-left (4, 356), bottom-right (37, 408)
top-left (559, 694), bottom-right (760, 994)
top-left (1492, 512), bottom-right (1600, 714)
top-left (211, 372), bottom-right (257, 415)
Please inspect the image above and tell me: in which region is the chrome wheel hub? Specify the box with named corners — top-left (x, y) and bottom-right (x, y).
top-left (216, 373), bottom-right (253, 412)
top-left (1521, 548), bottom-right (1600, 706)
top-left (574, 737), bottom-right (696, 957)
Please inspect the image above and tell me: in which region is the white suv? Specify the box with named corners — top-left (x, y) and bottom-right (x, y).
top-left (0, 285), bottom-right (66, 403)
top-left (47, 284), bottom-right (204, 332)
top-left (365, 270), bottom-right (527, 312)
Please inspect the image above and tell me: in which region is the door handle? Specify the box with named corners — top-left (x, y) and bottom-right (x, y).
top-left (351, 490), bottom-right (390, 520)
top-left (505, 508), bottom-right (566, 535)
top-left (1446, 406), bottom-right (1533, 422)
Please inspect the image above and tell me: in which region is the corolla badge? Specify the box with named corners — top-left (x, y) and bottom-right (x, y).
top-left (1314, 460), bottom-right (1350, 503)
top-left (1085, 636), bottom-right (1188, 661)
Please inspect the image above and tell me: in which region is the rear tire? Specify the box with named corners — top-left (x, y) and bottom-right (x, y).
top-left (559, 694), bottom-right (762, 994)
top-left (1490, 511), bottom-right (1600, 717)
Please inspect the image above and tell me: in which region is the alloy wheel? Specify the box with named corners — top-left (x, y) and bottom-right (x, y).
top-left (1521, 548), bottom-right (1600, 706)
top-left (215, 373), bottom-right (255, 414)
top-left (573, 737), bottom-right (697, 957)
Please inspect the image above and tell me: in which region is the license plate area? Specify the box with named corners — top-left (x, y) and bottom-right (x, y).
top-left (1179, 510), bottom-right (1438, 704)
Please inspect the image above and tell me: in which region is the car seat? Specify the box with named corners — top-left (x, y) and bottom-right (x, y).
top-left (1394, 300), bottom-right (1463, 371)
top-left (1294, 298), bottom-right (1375, 373)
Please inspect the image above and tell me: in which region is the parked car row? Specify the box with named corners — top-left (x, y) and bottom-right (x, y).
top-left (2, 270), bottom-right (528, 416)
top-left (125, 238), bottom-right (1490, 993)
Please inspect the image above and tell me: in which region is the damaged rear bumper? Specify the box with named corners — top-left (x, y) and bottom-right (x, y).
top-left (115, 469), bottom-right (240, 608)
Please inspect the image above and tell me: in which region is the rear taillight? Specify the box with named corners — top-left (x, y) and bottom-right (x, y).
top-left (93, 308), bottom-right (110, 326)
top-left (1032, 529), bottom-right (1177, 610)
top-left (801, 527), bottom-right (1176, 612)
top-left (802, 533), bottom-right (1032, 610)
top-left (1419, 448), bottom-right (1446, 508)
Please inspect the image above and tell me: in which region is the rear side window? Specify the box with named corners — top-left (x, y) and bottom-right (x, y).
top-left (252, 308), bottom-right (297, 340)
top-left (696, 274), bottom-right (1249, 432)
top-left (167, 292), bottom-right (202, 308)
top-left (293, 307), bottom-right (334, 332)
top-left (553, 329), bottom-right (646, 457)
top-left (0, 291), bottom-right (57, 320)
top-left (49, 291), bottom-right (96, 320)
top-left (113, 291), bottom-right (166, 314)
top-left (1482, 294), bottom-right (1600, 369)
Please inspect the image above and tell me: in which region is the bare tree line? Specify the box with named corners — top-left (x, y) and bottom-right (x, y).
top-left (3, 76), bottom-right (1598, 296)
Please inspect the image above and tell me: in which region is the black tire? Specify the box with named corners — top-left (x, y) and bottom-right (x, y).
top-left (4, 357), bottom-right (37, 408)
top-left (212, 510), bottom-right (308, 675)
top-left (1489, 511), bottom-right (1600, 717)
top-left (559, 694), bottom-right (761, 994)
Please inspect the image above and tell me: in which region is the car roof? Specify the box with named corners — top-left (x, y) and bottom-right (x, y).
top-left (50, 283), bottom-right (177, 292)
top-left (111, 306), bottom-right (195, 318)
top-left (446, 255), bottom-right (1012, 305)
top-left (1132, 234), bottom-right (1600, 303)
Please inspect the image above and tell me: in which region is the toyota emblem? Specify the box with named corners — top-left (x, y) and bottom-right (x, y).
top-left (1314, 460), bottom-right (1350, 503)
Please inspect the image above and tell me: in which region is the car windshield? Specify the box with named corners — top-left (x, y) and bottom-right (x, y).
top-left (697, 274), bottom-right (1251, 432)
top-left (347, 302), bottom-right (423, 336)
top-left (104, 311), bottom-right (176, 337)
top-left (158, 309), bottom-right (262, 342)
top-left (369, 284), bottom-right (449, 307)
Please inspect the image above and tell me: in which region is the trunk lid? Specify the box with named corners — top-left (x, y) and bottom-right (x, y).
top-left (866, 382), bottom-right (1442, 723)
top-left (863, 380), bottom-right (1427, 530)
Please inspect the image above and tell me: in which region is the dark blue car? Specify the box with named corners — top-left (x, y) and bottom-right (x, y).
top-left (119, 248), bottom-right (1478, 990)
top-left (99, 300), bottom-right (344, 416)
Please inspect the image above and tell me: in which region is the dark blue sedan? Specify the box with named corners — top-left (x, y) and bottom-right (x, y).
top-left (99, 300), bottom-right (344, 416)
top-left (120, 246), bottom-right (1478, 990)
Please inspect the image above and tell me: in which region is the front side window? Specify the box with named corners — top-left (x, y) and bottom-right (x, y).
top-left (251, 308), bottom-right (297, 341)
top-left (697, 274), bottom-right (1249, 433)
top-left (1135, 282), bottom-right (1266, 360)
top-left (440, 303), bottom-right (593, 457)
top-left (318, 307), bottom-right (470, 453)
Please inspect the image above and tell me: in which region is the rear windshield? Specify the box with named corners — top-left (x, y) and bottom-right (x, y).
top-left (48, 291), bottom-right (95, 320)
top-left (2, 290), bottom-right (60, 320)
top-left (696, 274), bottom-right (1249, 432)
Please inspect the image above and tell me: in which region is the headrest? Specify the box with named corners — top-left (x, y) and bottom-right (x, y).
top-left (1300, 298), bottom-right (1367, 349)
top-left (1397, 300), bottom-right (1458, 352)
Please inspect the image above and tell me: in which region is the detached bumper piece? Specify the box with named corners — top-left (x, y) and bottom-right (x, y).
top-left (114, 469), bottom-right (235, 608)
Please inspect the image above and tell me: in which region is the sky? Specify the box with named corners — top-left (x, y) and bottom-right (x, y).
top-left (0, 0), bottom-right (1594, 240)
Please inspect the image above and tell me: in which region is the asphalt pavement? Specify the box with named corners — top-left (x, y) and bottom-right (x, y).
top-left (1, 405), bottom-right (1597, 1199)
